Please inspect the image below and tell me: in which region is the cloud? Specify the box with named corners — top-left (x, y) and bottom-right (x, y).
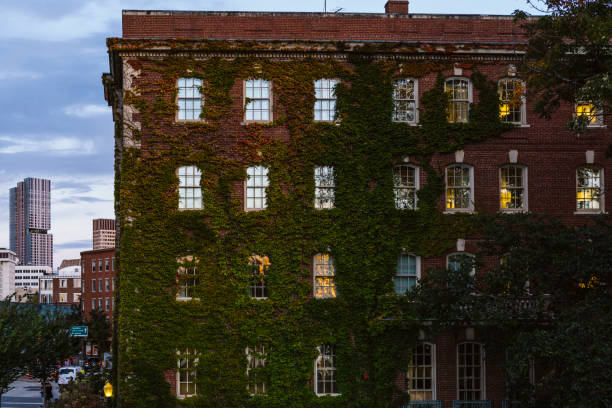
top-left (58, 196), bottom-right (113, 204)
top-left (0, 135), bottom-right (96, 156)
top-left (63, 104), bottom-right (110, 118)
top-left (0, 70), bottom-right (42, 80)
top-left (54, 239), bottom-right (92, 249)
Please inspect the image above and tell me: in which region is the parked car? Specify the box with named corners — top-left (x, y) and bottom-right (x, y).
top-left (57, 366), bottom-right (82, 389)
top-left (84, 357), bottom-right (101, 372)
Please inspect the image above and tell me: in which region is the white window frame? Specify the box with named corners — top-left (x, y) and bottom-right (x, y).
top-left (445, 164), bottom-right (474, 213)
top-left (392, 78), bottom-right (418, 124)
top-left (244, 79), bottom-right (272, 123)
top-left (313, 253), bottom-right (336, 299)
top-left (73, 278), bottom-right (81, 289)
top-left (314, 166), bottom-right (335, 209)
top-left (394, 253), bottom-right (421, 295)
top-left (499, 165), bottom-right (528, 212)
top-left (498, 79), bottom-right (527, 125)
top-left (575, 102), bottom-right (604, 127)
top-left (177, 77), bottom-right (203, 121)
top-left (315, 344), bottom-right (340, 396)
top-left (73, 293), bottom-right (80, 303)
top-left (447, 252), bottom-right (476, 276)
top-left (314, 78), bottom-right (339, 122)
top-left (445, 77), bottom-right (472, 123)
top-left (245, 166), bottom-right (269, 211)
top-left (59, 293), bottom-right (67, 303)
top-left (249, 254), bottom-right (269, 300)
top-left (176, 256), bottom-right (199, 301)
top-left (407, 342), bottom-right (436, 401)
top-left (393, 165), bottom-right (419, 210)
top-left (246, 345), bottom-right (267, 396)
top-left (177, 349), bottom-right (198, 399)
top-left (59, 279), bottom-right (67, 288)
top-left (576, 166), bottom-right (604, 213)
top-left (177, 166), bottom-right (202, 210)
top-left (457, 342), bottom-right (486, 400)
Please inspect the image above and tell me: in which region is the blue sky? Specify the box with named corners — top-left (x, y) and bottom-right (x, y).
top-left (0, 0), bottom-right (533, 268)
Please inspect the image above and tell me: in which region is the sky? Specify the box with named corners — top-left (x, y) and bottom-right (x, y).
top-left (0, 0), bottom-right (535, 268)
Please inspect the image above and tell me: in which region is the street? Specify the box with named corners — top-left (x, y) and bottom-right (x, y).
top-left (1, 378), bottom-right (59, 408)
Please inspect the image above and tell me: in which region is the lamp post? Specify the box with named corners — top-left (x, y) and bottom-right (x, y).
top-left (103, 381), bottom-right (113, 398)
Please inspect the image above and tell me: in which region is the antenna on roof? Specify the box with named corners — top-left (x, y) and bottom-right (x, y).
top-left (333, 7), bottom-right (344, 13)
top-left (324, 0), bottom-right (327, 12)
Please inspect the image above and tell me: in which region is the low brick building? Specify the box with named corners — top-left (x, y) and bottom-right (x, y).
top-left (80, 248), bottom-right (116, 322)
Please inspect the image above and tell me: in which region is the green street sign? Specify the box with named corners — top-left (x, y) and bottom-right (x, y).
top-left (70, 326), bottom-right (88, 337)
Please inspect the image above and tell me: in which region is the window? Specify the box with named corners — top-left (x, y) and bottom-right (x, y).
top-left (98, 260), bottom-right (103, 272)
top-left (112, 257), bottom-right (115, 271)
top-left (315, 344), bottom-right (338, 396)
top-left (59, 279), bottom-right (67, 288)
top-left (576, 102), bottom-right (603, 126)
top-left (73, 279), bottom-right (81, 289)
top-left (445, 78), bottom-right (470, 123)
top-left (393, 165), bottom-right (419, 210)
top-left (98, 279), bottom-right (102, 293)
top-left (92, 279), bottom-right (96, 292)
top-left (73, 293), bottom-right (80, 303)
top-left (394, 254), bottom-right (420, 295)
top-left (105, 278), bottom-right (110, 292)
top-left (105, 298), bottom-right (110, 311)
top-left (245, 166), bottom-right (269, 211)
top-left (59, 293), bottom-right (67, 303)
top-left (314, 79), bottom-right (338, 122)
top-left (177, 349), bottom-right (198, 398)
top-left (91, 260), bottom-right (95, 273)
top-left (447, 252), bottom-right (476, 276)
top-left (245, 79), bottom-right (271, 122)
top-left (98, 298), bottom-right (102, 309)
top-left (178, 166), bottom-right (202, 210)
top-left (92, 299), bottom-right (96, 310)
top-left (457, 342), bottom-right (485, 400)
top-left (246, 345), bottom-right (267, 395)
top-left (177, 78), bottom-right (203, 121)
top-left (393, 78), bottom-right (417, 123)
top-left (105, 258), bottom-right (109, 271)
top-left (249, 255), bottom-right (269, 299)
top-left (313, 253), bottom-right (336, 299)
top-left (177, 256), bottom-right (199, 300)
top-left (576, 167), bottom-right (603, 212)
top-left (314, 166), bottom-right (335, 209)
top-left (500, 165), bottom-right (527, 211)
top-left (445, 165), bottom-right (473, 211)
top-left (498, 79), bottom-right (525, 124)
top-left (407, 343), bottom-right (436, 401)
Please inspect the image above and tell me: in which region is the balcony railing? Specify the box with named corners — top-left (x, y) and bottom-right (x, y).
top-left (452, 401), bottom-right (491, 408)
top-left (403, 401), bottom-right (442, 408)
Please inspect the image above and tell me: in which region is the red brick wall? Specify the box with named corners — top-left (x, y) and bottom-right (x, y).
top-left (80, 248), bottom-right (116, 323)
top-left (52, 277), bottom-right (81, 306)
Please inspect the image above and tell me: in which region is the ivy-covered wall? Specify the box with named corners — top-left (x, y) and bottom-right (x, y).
top-left (109, 41), bottom-right (516, 408)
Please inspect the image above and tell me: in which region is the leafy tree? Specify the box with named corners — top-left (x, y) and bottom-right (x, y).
top-left (413, 214), bottom-right (612, 407)
top-left (86, 309), bottom-right (112, 356)
top-left (0, 297), bottom-right (41, 398)
top-left (515, 0), bottom-right (611, 127)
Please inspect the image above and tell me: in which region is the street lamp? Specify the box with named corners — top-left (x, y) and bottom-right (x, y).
top-left (103, 381), bottom-right (113, 398)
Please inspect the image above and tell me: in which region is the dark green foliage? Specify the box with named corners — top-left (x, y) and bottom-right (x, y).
top-left (85, 309), bottom-right (112, 356)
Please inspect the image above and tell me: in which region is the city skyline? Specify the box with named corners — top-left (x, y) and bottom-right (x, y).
top-left (0, 0), bottom-right (535, 267)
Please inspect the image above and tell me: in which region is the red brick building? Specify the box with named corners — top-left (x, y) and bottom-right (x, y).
top-left (104, 2), bottom-right (609, 406)
top-left (80, 248), bottom-right (116, 322)
top-left (53, 259), bottom-right (82, 306)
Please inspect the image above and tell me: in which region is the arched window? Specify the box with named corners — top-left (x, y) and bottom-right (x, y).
top-left (313, 253), bottom-right (336, 298)
top-left (457, 342), bottom-right (485, 400)
top-left (177, 166), bottom-right (202, 210)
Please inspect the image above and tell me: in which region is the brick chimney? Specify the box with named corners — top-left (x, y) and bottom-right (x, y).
top-left (385, 1), bottom-right (409, 13)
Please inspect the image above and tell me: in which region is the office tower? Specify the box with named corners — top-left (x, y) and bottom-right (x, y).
top-left (93, 219), bottom-right (116, 250)
top-left (9, 178), bottom-right (53, 268)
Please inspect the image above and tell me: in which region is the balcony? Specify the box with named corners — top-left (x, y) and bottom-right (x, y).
top-left (452, 401), bottom-right (491, 408)
top-left (403, 401), bottom-right (442, 408)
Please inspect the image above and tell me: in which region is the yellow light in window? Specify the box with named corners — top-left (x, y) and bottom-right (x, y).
top-left (578, 276), bottom-right (599, 289)
top-left (499, 103), bottom-right (510, 119)
top-left (576, 103), bottom-right (597, 124)
top-left (577, 190), bottom-right (593, 201)
top-left (500, 188), bottom-right (511, 208)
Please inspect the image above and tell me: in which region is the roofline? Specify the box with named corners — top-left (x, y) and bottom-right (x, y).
top-left (80, 248), bottom-right (117, 256)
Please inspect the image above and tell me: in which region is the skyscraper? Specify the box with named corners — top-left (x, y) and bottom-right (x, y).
top-left (9, 178), bottom-right (53, 268)
top-left (93, 218), bottom-right (116, 250)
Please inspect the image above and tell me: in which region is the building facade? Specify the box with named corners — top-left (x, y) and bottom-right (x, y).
top-left (51, 259), bottom-right (82, 306)
top-left (14, 265), bottom-right (52, 292)
top-left (80, 248), bottom-right (115, 322)
top-left (93, 218), bottom-right (116, 250)
top-left (104, 2), bottom-right (610, 406)
top-left (9, 178), bottom-right (53, 268)
top-left (0, 248), bottom-right (17, 300)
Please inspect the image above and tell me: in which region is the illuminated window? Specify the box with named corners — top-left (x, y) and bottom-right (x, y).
top-left (314, 254), bottom-right (336, 299)
top-left (407, 343), bottom-right (436, 401)
top-left (393, 78), bottom-right (417, 123)
top-left (314, 79), bottom-right (338, 122)
top-left (445, 165), bottom-right (473, 211)
top-left (314, 166), bottom-right (335, 209)
top-left (73, 279), bottom-right (81, 289)
top-left (498, 79), bottom-right (525, 124)
top-left (246, 345), bottom-right (267, 395)
top-left (177, 349), bottom-right (198, 398)
top-left (393, 165), bottom-right (419, 210)
top-left (457, 342), bottom-right (485, 400)
top-left (576, 167), bottom-right (602, 211)
top-left (245, 79), bottom-right (271, 122)
top-left (445, 78), bottom-right (470, 123)
top-left (177, 256), bottom-right (199, 300)
top-left (394, 254), bottom-right (420, 295)
top-left (500, 165), bottom-right (527, 211)
top-left (575, 102), bottom-right (603, 126)
top-left (73, 293), bottom-right (80, 303)
top-left (59, 293), bottom-right (67, 303)
top-left (315, 344), bottom-right (339, 396)
top-left (249, 255), bottom-right (269, 299)
top-left (447, 252), bottom-right (475, 276)
top-left (245, 166), bottom-right (269, 211)
top-left (177, 166), bottom-right (202, 210)
top-left (177, 78), bottom-right (203, 121)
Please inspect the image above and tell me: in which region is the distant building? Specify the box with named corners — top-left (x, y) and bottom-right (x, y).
top-left (15, 265), bottom-right (52, 292)
top-left (9, 178), bottom-right (53, 268)
top-left (93, 219), bottom-right (116, 250)
top-left (51, 259), bottom-right (82, 306)
top-left (80, 248), bottom-right (115, 322)
top-left (40, 275), bottom-right (53, 304)
top-left (0, 248), bottom-right (17, 300)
